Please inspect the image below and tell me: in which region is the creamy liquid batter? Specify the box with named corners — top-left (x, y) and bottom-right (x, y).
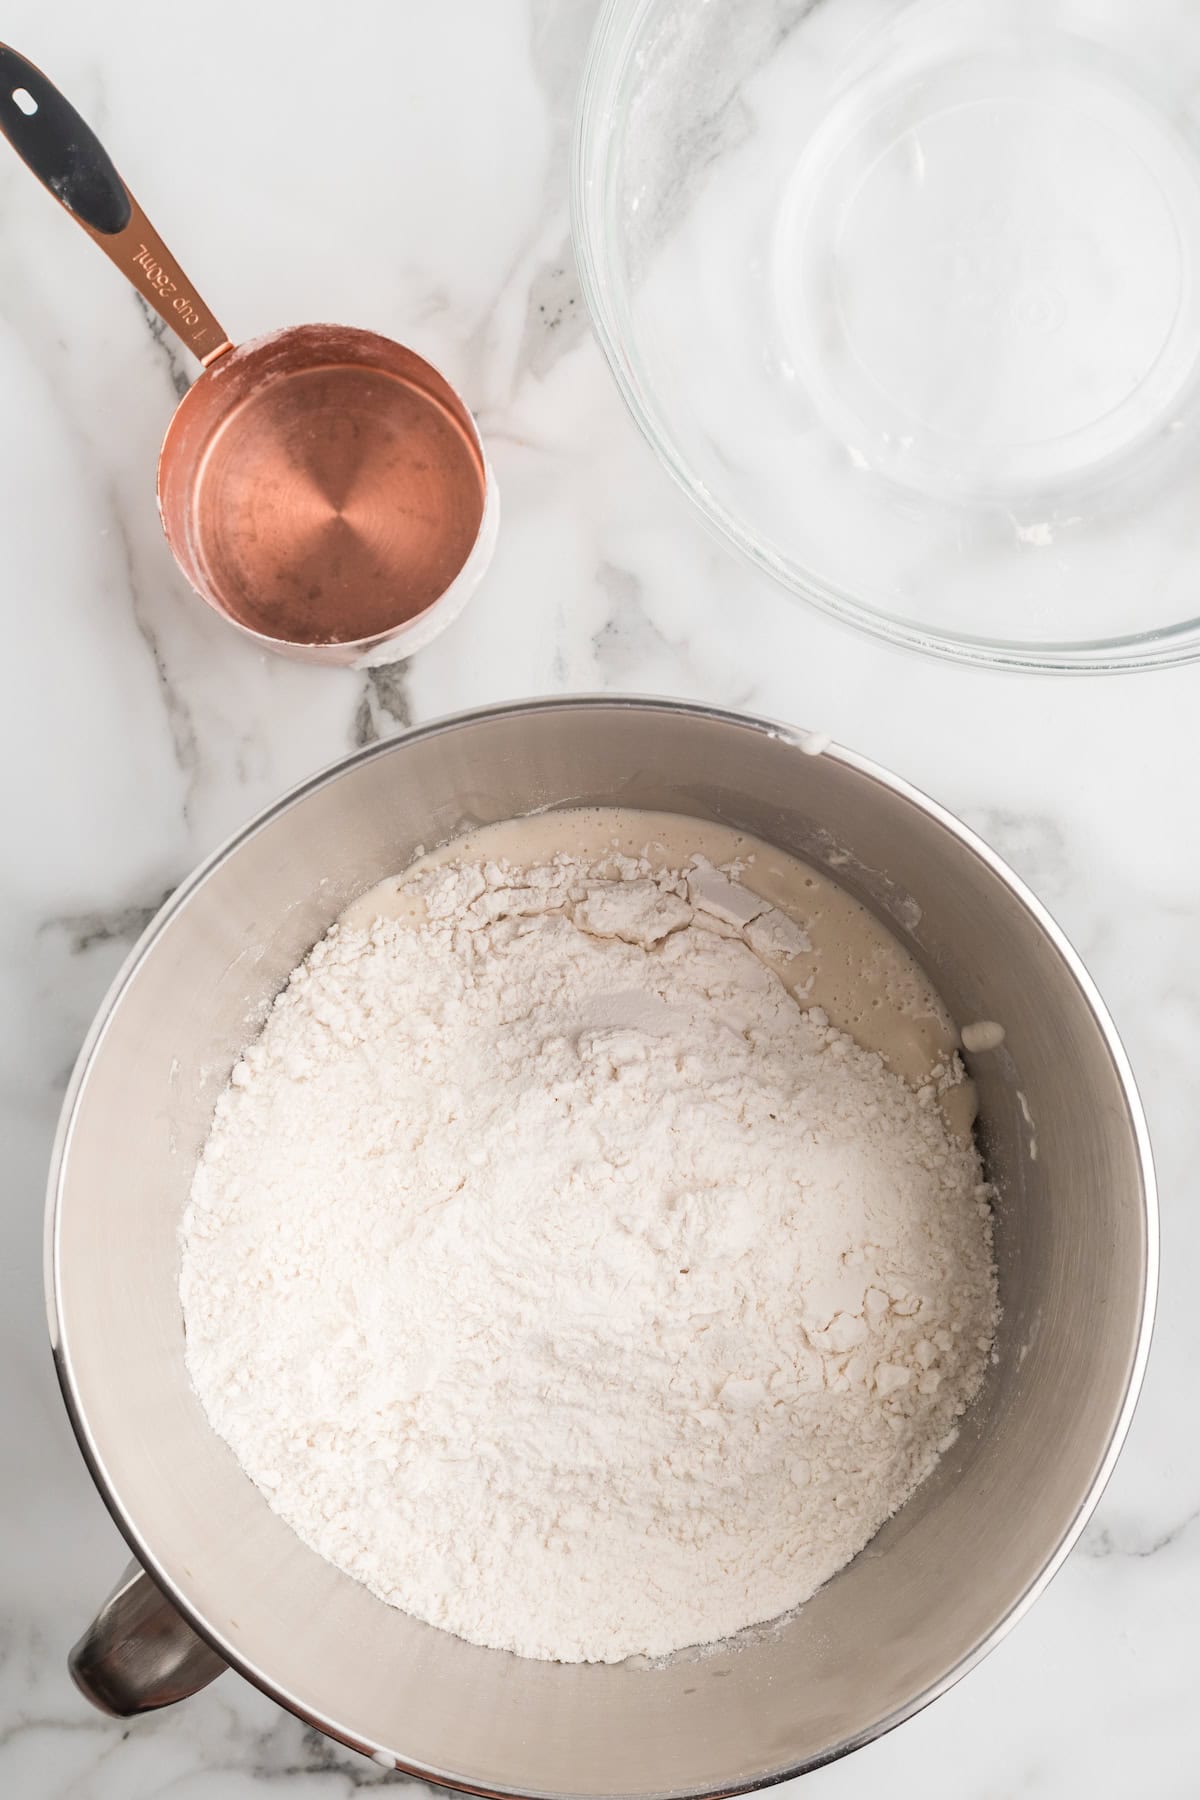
top-left (342, 806), bottom-right (975, 1136)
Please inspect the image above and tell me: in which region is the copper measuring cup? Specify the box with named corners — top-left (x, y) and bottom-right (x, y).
top-left (0, 45), bottom-right (497, 666)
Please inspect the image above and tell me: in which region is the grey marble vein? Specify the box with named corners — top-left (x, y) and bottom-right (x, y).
top-left (107, 491), bottom-right (202, 812)
top-left (39, 889), bottom-right (175, 956)
top-left (1083, 1504), bottom-right (1200, 1562)
top-left (517, 252), bottom-right (588, 380)
top-left (353, 666), bottom-right (414, 747)
top-left (134, 295), bottom-right (192, 402)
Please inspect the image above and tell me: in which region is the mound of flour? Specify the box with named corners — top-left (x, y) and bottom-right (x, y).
top-left (181, 848), bottom-right (997, 1663)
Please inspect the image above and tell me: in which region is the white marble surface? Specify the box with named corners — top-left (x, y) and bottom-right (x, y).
top-left (1, 2), bottom-right (1197, 1795)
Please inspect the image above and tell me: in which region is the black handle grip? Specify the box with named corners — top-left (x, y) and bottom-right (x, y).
top-left (0, 44), bottom-right (131, 235)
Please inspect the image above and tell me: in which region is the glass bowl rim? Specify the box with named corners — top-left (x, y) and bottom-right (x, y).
top-left (569, 0), bottom-right (1200, 675)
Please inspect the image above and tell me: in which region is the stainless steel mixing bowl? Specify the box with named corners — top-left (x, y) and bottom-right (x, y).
top-left (47, 697), bottom-right (1156, 1795)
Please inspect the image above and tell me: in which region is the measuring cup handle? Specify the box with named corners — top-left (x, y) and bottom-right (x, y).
top-left (0, 44), bottom-right (232, 364)
top-left (69, 1560), bottom-right (227, 1717)
top-left (0, 43), bottom-right (131, 233)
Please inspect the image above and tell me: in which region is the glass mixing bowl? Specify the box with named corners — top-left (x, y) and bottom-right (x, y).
top-left (572, 0), bottom-right (1200, 670)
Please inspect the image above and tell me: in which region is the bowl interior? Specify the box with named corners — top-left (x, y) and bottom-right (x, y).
top-left (50, 701), bottom-right (1152, 1796)
top-left (158, 325), bottom-right (490, 664)
top-left (573, 0), bottom-right (1200, 669)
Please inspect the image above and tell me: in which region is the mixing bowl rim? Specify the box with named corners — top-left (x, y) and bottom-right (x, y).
top-left (44, 694), bottom-right (1159, 1797)
top-left (569, 0), bottom-right (1200, 675)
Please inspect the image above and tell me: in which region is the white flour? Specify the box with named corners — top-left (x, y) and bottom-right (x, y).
top-left (181, 839), bottom-right (997, 1664)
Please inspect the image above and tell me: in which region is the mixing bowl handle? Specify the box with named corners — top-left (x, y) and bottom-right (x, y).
top-left (69, 1560), bottom-right (227, 1717)
top-left (0, 43), bottom-right (232, 365)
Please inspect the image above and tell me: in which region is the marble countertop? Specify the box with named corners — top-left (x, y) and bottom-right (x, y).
top-left (2, 2), bottom-right (1196, 1795)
